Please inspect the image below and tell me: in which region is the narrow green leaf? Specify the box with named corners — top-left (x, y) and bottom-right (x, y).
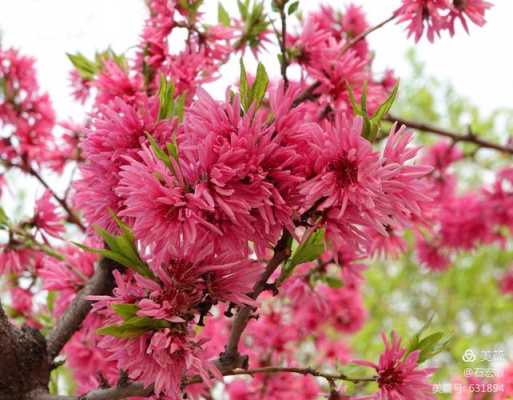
top-left (371, 82), bottom-right (399, 123)
top-left (239, 59), bottom-right (249, 111)
top-left (346, 83), bottom-right (362, 116)
top-left (146, 132), bottom-right (172, 171)
top-left (67, 53), bottom-right (97, 80)
top-left (218, 3), bottom-right (231, 26)
top-left (250, 63), bottom-right (269, 109)
top-left (158, 76), bottom-right (176, 120)
top-left (238, 0), bottom-right (249, 20)
top-left (288, 1), bottom-right (299, 15)
top-left (166, 141), bottom-right (179, 162)
top-left (324, 276), bottom-right (343, 289)
top-left (174, 94), bottom-right (186, 122)
top-left (93, 225), bottom-right (120, 254)
top-left (0, 206), bottom-right (9, 228)
top-left (361, 81), bottom-right (368, 115)
top-left (288, 229), bottom-right (325, 269)
top-left (112, 304), bottom-right (139, 320)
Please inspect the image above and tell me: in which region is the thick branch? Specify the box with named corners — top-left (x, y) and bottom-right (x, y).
top-left (0, 301), bottom-right (50, 398)
top-left (386, 114), bottom-right (513, 155)
top-left (46, 258), bottom-right (121, 361)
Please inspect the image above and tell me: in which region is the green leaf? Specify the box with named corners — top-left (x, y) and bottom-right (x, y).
top-left (166, 140), bottom-right (179, 162)
top-left (371, 82), bottom-right (399, 123)
top-left (361, 81), bottom-right (368, 116)
top-left (250, 63), bottom-right (269, 109)
top-left (288, 1), bottom-right (299, 15)
top-left (279, 229), bottom-right (325, 284)
top-left (289, 229), bottom-right (325, 269)
top-left (218, 3), bottom-right (231, 26)
top-left (158, 75), bottom-right (176, 120)
top-left (97, 316), bottom-right (170, 338)
top-left (324, 276), bottom-right (343, 289)
top-left (112, 304), bottom-right (139, 320)
top-left (79, 214), bottom-right (154, 279)
top-left (67, 53), bottom-right (97, 80)
top-left (0, 206), bottom-right (9, 228)
top-left (174, 94), bottom-right (186, 122)
top-left (237, 0), bottom-right (249, 20)
top-left (346, 83), bottom-right (362, 116)
top-left (146, 132), bottom-right (174, 173)
top-left (239, 59), bottom-right (249, 111)
top-left (93, 225), bottom-right (120, 255)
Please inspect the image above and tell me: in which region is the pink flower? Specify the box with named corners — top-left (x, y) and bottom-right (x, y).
top-left (73, 95), bottom-right (174, 233)
top-left (483, 168), bottom-right (513, 233)
top-left (93, 60), bottom-right (142, 106)
top-left (440, 194), bottom-right (492, 250)
top-left (423, 140), bottom-right (464, 171)
top-left (496, 363), bottom-right (513, 400)
top-left (300, 116), bottom-right (384, 252)
top-left (90, 270), bottom-right (222, 398)
top-left (116, 144), bottom-right (192, 265)
top-left (447, 0), bottom-right (493, 35)
top-left (69, 69), bottom-right (91, 104)
top-left (10, 287), bottom-right (33, 315)
top-left (395, 0), bottom-right (449, 42)
top-left (39, 245), bottom-right (96, 316)
top-left (64, 315), bottom-right (118, 393)
top-left (180, 89), bottom-right (302, 256)
top-left (499, 267), bottom-right (513, 296)
top-left (324, 285), bottom-right (367, 334)
top-left (0, 247), bottom-right (38, 275)
top-left (0, 47), bottom-right (56, 167)
top-left (33, 191), bottom-right (64, 238)
top-left (416, 236), bottom-right (451, 271)
top-left (355, 331), bottom-right (436, 400)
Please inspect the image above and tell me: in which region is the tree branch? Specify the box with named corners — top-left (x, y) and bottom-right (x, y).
top-left (278, 2), bottom-right (289, 89)
top-left (291, 15), bottom-right (396, 109)
top-left (0, 158), bottom-right (86, 231)
top-left (0, 301), bottom-right (50, 399)
top-left (220, 231), bottom-right (292, 368)
top-left (46, 258), bottom-right (121, 362)
top-left (386, 114), bottom-right (513, 155)
top-left (40, 365), bottom-right (375, 400)
top-left (26, 165), bottom-right (86, 231)
top-left (341, 14), bottom-right (396, 54)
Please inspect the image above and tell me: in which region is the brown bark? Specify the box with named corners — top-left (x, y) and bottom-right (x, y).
top-left (0, 303), bottom-right (49, 400)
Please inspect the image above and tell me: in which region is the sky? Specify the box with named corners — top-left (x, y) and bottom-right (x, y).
top-left (0, 0), bottom-right (511, 121)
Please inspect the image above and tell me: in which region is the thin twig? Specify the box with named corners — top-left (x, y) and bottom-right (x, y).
top-left (291, 15), bottom-right (396, 108)
top-left (278, 3), bottom-right (289, 89)
top-left (341, 14), bottom-right (396, 54)
top-left (26, 166), bottom-right (86, 231)
top-left (1, 158), bottom-right (86, 231)
top-left (386, 114), bottom-right (513, 155)
top-left (220, 231), bottom-right (292, 368)
top-left (39, 366), bottom-right (375, 400)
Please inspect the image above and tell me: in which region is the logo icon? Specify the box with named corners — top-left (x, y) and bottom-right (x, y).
top-left (462, 349), bottom-right (477, 363)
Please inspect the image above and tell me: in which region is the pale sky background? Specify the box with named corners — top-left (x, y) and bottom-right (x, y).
top-left (0, 0), bottom-right (512, 122)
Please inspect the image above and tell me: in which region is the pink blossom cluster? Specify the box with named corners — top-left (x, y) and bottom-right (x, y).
top-left (0, 0), bottom-right (500, 399)
top-left (395, 0), bottom-right (493, 42)
top-left (287, 4), bottom-right (394, 118)
top-left (415, 141), bottom-right (513, 273)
